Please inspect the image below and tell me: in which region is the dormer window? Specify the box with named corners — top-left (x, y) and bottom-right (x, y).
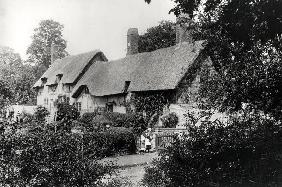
top-left (56, 74), bottom-right (63, 83)
top-left (41, 77), bottom-right (47, 85)
top-left (85, 87), bottom-right (89, 94)
top-left (123, 81), bottom-right (131, 93)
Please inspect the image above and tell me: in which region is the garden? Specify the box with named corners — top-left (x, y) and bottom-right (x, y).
top-left (0, 103), bottom-right (145, 186)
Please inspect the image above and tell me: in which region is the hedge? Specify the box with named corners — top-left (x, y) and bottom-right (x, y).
top-left (79, 112), bottom-right (146, 135)
top-left (83, 127), bottom-right (136, 158)
top-left (1, 128), bottom-right (112, 186)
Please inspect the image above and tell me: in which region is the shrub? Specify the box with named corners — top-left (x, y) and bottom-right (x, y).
top-left (79, 111), bottom-right (146, 135)
top-left (160, 112), bottom-right (178, 128)
top-left (80, 112), bottom-right (99, 124)
top-left (56, 103), bottom-right (80, 131)
top-left (34, 106), bottom-right (49, 122)
top-left (104, 112), bottom-right (146, 135)
top-left (83, 127), bottom-right (136, 158)
top-left (143, 112), bottom-right (282, 187)
top-left (56, 103), bottom-right (80, 122)
top-left (1, 126), bottom-right (112, 186)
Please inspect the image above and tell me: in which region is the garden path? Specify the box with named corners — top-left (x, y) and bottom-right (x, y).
top-left (100, 152), bottom-right (158, 186)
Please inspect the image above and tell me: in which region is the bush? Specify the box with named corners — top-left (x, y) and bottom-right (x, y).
top-left (143, 112), bottom-right (282, 187)
top-left (79, 112), bottom-right (146, 135)
top-left (160, 112), bottom-right (179, 128)
top-left (104, 112), bottom-right (146, 135)
top-left (83, 127), bottom-right (136, 157)
top-left (1, 126), bottom-right (112, 186)
top-left (34, 106), bottom-right (49, 122)
top-left (56, 103), bottom-right (80, 122)
top-left (80, 112), bottom-right (99, 124)
top-left (56, 103), bottom-right (80, 131)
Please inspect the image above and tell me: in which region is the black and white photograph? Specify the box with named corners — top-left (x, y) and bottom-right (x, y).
top-left (0, 0), bottom-right (282, 186)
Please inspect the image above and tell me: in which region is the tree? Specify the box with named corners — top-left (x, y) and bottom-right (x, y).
top-left (27, 20), bottom-right (68, 78)
top-left (145, 0), bottom-right (282, 117)
top-left (0, 46), bottom-right (36, 109)
top-left (138, 21), bottom-right (176, 53)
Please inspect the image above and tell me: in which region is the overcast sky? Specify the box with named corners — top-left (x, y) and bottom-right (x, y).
top-left (0, 0), bottom-right (175, 60)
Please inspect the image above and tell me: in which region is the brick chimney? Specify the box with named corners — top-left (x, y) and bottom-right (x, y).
top-left (176, 14), bottom-right (195, 44)
top-left (126, 28), bottom-right (139, 56)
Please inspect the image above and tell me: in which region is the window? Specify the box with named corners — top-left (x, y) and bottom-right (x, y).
top-left (66, 97), bottom-right (70, 104)
top-left (37, 89), bottom-right (43, 96)
top-left (57, 95), bottom-right (70, 104)
top-left (107, 104), bottom-right (113, 112)
top-left (106, 102), bottom-right (115, 112)
top-left (41, 78), bottom-right (47, 85)
top-left (85, 87), bottom-right (89, 94)
top-left (74, 102), bottom-right (81, 111)
top-left (44, 98), bottom-right (48, 106)
top-left (49, 85), bottom-right (57, 93)
top-left (123, 81), bottom-right (131, 93)
top-left (64, 85), bottom-right (72, 93)
top-left (56, 74), bottom-right (63, 83)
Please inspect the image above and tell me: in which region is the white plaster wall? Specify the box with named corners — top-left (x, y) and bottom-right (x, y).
top-left (36, 81), bottom-right (75, 123)
top-left (73, 93), bottom-right (127, 114)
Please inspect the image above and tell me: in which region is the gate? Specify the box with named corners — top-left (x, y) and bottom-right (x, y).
top-left (155, 134), bottom-right (175, 151)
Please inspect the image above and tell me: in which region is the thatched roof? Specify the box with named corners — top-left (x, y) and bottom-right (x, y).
top-left (33, 50), bottom-right (107, 88)
top-left (72, 40), bottom-right (206, 97)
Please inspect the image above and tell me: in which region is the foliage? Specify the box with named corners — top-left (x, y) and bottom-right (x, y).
top-left (0, 46), bottom-right (36, 108)
top-left (81, 127), bottom-right (136, 158)
top-left (79, 112), bottom-right (146, 135)
top-left (33, 106), bottom-right (49, 122)
top-left (143, 111), bottom-right (282, 187)
top-left (138, 21), bottom-right (176, 53)
top-left (103, 112), bottom-right (146, 135)
top-left (80, 112), bottom-right (99, 125)
top-left (56, 103), bottom-right (80, 131)
top-left (160, 112), bottom-right (179, 128)
top-left (96, 177), bottom-right (133, 187)
top-left (142, 159), bottom-right (170, 187)
top-left (0, 127), bottom-right (112, 186)
top-left (26, 19), bottom-right (68, 78)
top-left (56, 103), bottom-right (80, 121)
top-left (132, 92), bottom-right (168, 125)
top-left (0, 79), bottom-right (13, 109)
top-left (144, 0), bottom-right (282, 118)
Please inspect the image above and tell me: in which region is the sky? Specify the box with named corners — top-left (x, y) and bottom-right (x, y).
top-left (0, 0), bottom-right (176, 61)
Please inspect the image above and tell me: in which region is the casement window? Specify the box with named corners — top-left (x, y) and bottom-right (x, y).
top-left (37, 89), bottom-right (43, 96)
top-left (49, 85), bottom-right (57, 93)
top-left (106, 102), bottom-right (114, 112)
top-left (85, 87), bottom-right (89, 94)
top-left (74, 102), bottom-right (81, 111)
top-left (44, 98), bottom-right (48, 106)
top-left (56, 74), bottom-right (63, 83)
top-left (58, 95), bottom-right (70, 104)
top-left (64, 85), bottom-right (72, 93)
top-left (123, 81), bottom-right (131, 93)
top-left (41, 78), bottom-right (47, 85)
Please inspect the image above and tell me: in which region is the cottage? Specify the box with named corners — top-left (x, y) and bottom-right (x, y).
top-left (33, 16), bottom-right (214, 126)
top-left (71, 21), bottom-right (213, 128)
top-left (33, 50), bottom-right (107, 122)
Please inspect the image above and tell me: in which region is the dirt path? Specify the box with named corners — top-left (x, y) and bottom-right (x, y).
top-left (100, 152), bottom-right (158, 186)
